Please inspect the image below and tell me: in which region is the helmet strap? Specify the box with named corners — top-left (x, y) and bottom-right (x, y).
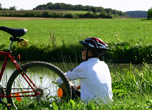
top-left (85, 49), bottom-right (89, 61)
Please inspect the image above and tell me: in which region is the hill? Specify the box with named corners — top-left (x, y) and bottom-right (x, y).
top-left (125, 11), bottom-right (147, 18)
top-left (33, 2), bottom-right (126, 17)
top-left (0, 2), bottom-right (126, 18)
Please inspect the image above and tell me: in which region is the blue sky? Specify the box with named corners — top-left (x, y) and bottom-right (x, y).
top-left (0, 0), bottom-right (151, 12)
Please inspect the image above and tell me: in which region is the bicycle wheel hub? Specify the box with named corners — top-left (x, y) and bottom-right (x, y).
top-left (36, 88), bottom-right (44, 97)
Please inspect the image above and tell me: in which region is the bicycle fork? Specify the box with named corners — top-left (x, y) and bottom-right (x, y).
top-left (16, 66), bottom-right (41, 97)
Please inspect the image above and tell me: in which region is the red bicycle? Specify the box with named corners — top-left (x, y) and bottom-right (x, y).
top-left (0, 26), bottom-right (71, 109)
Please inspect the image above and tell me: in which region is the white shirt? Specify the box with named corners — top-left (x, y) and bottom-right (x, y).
top-left (56, 58), bottom-right (113, 102)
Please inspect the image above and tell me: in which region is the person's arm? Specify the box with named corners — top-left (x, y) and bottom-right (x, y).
top-left (56, 63), bottom-right (86, 86)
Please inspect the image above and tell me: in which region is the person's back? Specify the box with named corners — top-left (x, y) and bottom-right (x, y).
top-left (75, 58), bottom-right (113, 102)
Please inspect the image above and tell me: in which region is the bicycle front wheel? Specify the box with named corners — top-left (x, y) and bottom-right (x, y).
top-left (6, 61), bottom-right (72, 109)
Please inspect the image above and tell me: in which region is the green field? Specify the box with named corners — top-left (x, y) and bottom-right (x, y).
top-left (0, 18), bottom-right (152, 46)
top-left (0, 18), bottom-right (152, 63)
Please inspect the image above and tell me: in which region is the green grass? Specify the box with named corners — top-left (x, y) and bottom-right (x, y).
top-left (0, 18), bottom-right (152, 48)
top-left (0, 63), bottom-right (151, 110)
top-left (0, 18), bottom-right (152, 63)
top-left (14, 94), bottom-right (151, 110)
top-left (0, 18), bottom-right (152, 109)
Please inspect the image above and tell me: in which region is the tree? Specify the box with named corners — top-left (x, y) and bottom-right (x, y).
top-left (9, 6), bottom-right (16, 10)
top-left (147, 8), bottom-right (152, 19)
top-left (90, 7), bottom-right (97, 14)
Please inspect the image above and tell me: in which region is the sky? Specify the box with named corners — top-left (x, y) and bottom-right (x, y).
top-left (0, 0), bottom-right (151, 12)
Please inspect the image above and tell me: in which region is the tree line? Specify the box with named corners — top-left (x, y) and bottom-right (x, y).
top-left (0, 2), bottom-right (125, 18)
top-left (33, 2), bottom-right (125, 16)
top-left (0, 10), bottom-right (114, 18)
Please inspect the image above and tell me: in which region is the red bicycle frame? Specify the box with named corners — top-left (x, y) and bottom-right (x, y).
top-left (0, 49), bottom-right (40, 98)
top-left (0, 50), bottom-right (19, 82)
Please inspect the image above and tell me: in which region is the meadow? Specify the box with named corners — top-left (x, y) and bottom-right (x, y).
top-left (0, 17), bottom-right (152, 63)
top-left (0, 17), bottom-right (152, 109)
top-left (0, 17), bottom-right (152, 45)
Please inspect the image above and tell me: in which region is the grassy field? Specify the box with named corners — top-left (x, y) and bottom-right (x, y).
top-left (0, 17), bottom-right (152, 63)
top-left (0, 17), bottom-right (152, 47)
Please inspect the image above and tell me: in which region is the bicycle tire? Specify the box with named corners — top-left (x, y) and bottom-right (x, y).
top-left (6, 61), bottom-right (72, 109)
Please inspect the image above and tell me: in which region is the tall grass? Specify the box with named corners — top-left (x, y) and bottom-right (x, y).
top-left (112, 63), bottom-right (152, 96)
top-left (0, 63), bottom-right (151, 110)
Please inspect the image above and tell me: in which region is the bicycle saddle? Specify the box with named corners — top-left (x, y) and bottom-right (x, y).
top-left (0, 26), bottom-right (27, 37)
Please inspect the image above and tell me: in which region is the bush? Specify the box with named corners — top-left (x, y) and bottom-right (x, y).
top-left (0, 42), bottom-right (151, 63)
top-left (0, 10), bottom-right (113, 18)
top-left (63, 13), bottom-right (73, 18)
top-left (107, 42), bottom-right (152, 63)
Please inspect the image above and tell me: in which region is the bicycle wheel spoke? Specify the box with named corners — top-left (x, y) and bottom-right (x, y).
top-left (6, 61), bottom-right (71, 109)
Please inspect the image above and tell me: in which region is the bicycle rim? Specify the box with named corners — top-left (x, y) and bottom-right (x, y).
top-left (6, 61), bottom-right (72, 109)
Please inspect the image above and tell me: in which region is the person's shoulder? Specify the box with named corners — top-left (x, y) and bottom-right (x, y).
top-left (99, 60), bottom-right (108, 65)
top-left (68, 61), bottom-right (87, 72)
top-left (79, 60), bottom-right (88, 66)
top-left (99, 61), bottom-right (109, 68)
top-left (99, 60), bottom-right (106, 64)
